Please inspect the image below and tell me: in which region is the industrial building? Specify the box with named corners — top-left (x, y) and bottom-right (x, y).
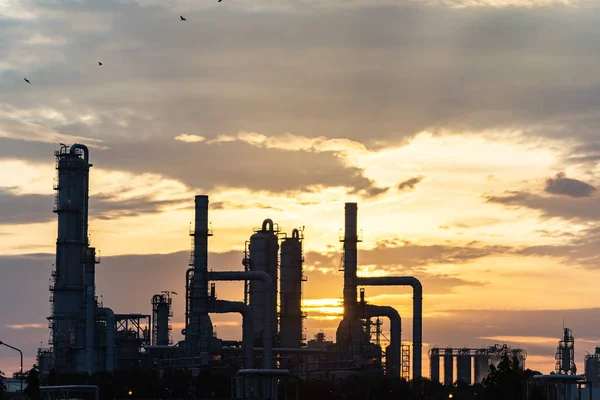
top-left (37, 143), bottom-right (523, 386)
top-left (428, 345), bottom-right (527, 385)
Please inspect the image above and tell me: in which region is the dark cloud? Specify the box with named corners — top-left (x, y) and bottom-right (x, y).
top-left (397, 176), bottom-right (425, 192)
top-left (485, 187), bottom-right (600, 222)
top-left (0, 188), bottom-right (53, 224)
top-left (0, 187), bottom-right (190, 225)
top-left (1, 1), bottom-right (600, 180)
top-left (544, 172), bottom-right (596, 198)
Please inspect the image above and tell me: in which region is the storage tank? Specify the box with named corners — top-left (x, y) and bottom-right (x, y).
top-left (457, 349), bottom-right (471, 384)
top-left (430, 348), bottom-right (440, 383)
top-left (474, 353), bottom-right (489, 383)
top-left (444, 348), bottom-right (454, 386)
top-left (249, 219), bottom-right (279, 343)
top-left (279, 229), bottom-right (304, 348)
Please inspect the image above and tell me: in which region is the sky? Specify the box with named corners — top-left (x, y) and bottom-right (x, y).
top-left (2, 0), bottom-right (600, 380)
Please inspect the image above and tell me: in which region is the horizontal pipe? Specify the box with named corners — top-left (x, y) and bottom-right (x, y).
top-left (209, 300), bottom-right (254, 369)
top-left (205, 271), bottom-right (274, 369)
top-left (365, 304), bottom-right (401, 377)
top-left (356, 276), bottom-right (422, 379)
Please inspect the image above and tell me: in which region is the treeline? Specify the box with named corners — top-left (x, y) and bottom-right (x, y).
top-left (10, 354), bottom-right (546, 400)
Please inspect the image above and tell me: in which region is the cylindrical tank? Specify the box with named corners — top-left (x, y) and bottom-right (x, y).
top-left (156, 302), bottom-right (170, 345)
top-left (430, 348), bottom-right (440, 383)
top-left (444, 348), bottom-right (454, 386)
top-left (474, 353), bottom-right (489, 383)
top-left (585, 355), bottom-right (600, 387)
top-left (279, 229), bottom-right (304, 348)
top-left (249, 219), bottom-right (279, 343)
top-left (457, 349), bottom-right (471, 384)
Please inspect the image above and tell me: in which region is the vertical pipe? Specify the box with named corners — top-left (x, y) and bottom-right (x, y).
top-left (98, 308), bottom-right (115, 372)
top-left (444, 349), bottom-right (454, 386)
top-left (84, 248), bottom-right (96, 374)
top-left (430, 349), bottom-right (440, 383)
top-left (206, 271), bottom-right (273, 368)
top-left (343, 203), bottom-right (358, 320)
top-left (210, 300), bottom-right (255, 369)
top-left (364, 305), bottom-right (401, 377)
top-left (355, 276), bottom-right (423, 379)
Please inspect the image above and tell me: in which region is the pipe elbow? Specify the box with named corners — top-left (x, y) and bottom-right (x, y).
top-left (70, 143), bottom-right (89, 164)
top-left (262, 219), bottom-right (274, 231)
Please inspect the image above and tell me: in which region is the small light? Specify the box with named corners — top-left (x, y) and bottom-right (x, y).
top-left (128, 391), bottom-right (132, 396)
top-left (449, 395), bottom-right (453, 399)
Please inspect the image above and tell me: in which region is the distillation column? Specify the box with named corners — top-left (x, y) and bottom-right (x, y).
top-left (249, 219), bottom-right (279, 345)
top-left (474, 352), bottom-right (489, 383)
top-left (185, 195), bottom-right (214, 348)
top-left (279, 229), bottom-right (305, 348)
top-left (49, 144), bottom-right (91, 373)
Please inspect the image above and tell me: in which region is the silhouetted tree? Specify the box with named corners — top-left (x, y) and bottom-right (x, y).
top-left (24, 365), bottom-right (41, 400)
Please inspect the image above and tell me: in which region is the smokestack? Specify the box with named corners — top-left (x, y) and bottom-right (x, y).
top-left (343, 203), bottom-right (358, 319)
top-left (186, 195), bottom-right (213, 342)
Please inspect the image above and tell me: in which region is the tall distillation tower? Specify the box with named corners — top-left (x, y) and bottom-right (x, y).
top-left (185, 196), bottom-right (215, 354)
top-left (335, 203), bottom-right (364, 357)
top-left (48, 144), bottom-right (95, 373)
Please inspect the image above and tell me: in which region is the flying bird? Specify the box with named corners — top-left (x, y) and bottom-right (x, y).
top-left (218, 0), bottom-right (222, 2)
top-left (98, 62), bottom-right (103, 66)
top-left (24, 78), bottom-right (30, 84)
top-left (180, 15), bottom-right (186, 21)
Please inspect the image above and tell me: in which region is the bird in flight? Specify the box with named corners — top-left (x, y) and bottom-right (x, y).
top-left (24, 78), bottom-right (31, 84)
top-left (98, 62), bottom-right (103, 66)
top-left (218, 0), bottom-right (222, 2)
top-left (180, 16), bottom-right (186, 21)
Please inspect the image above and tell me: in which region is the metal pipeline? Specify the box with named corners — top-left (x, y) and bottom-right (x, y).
top-left (98, 307), bottom-right (115, 372)
top-left (84, 248), bottom-right (96, 374)
top-left (356, 276), bottom-right (423, 379)
top-left (364, 304), bottom-right (401, 377)
top-left (262, 219), bottom-right (274, 231)
top-left (204, 271), bottom-right (274, 368)
top-left (209, 300), bottom-right (255, 369)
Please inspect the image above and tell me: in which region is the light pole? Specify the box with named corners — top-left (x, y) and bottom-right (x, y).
top-left (0, 340), bottom-right (23, 400)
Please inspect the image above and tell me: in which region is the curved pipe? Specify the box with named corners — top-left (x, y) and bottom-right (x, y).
top-left (98, 307), bottom-right (116, 372)
top-left (209, 300), bottom-right (255, 369)
top-left (261, 219), bottom-right (274, 232)
top-left (205, 271), bottom-right (274, 369)
top-left (356, 276), bottom-right (422, 379)
top-left (291, 229), bottom-right (300, 239)
top-left (365, 305), bottom-right (401, 377)
top-left (69, 143), bottom-right (89, 165)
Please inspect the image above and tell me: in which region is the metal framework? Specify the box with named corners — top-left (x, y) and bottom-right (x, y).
top-left (555, 327), bottom-right (577, 375)
top-left (151, 292), bottom-right (173, 345)
top-left (401, 343), bottom-right (411, 380)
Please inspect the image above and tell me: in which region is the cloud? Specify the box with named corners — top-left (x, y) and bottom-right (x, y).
top-left (6, 323), bottom-right (44, 329)
top-left (544, 172), bottom-right (596, 198)
top-left (0, 186), bottom-right (190, 225)
top-left (174, 134), bottom-right (205, 143)
top-left (1, 0), bottom-right (600, 175)
top-left (397, 176), bottom-right (425, 192)
top-left (484, 173), bottom-right (600, 222)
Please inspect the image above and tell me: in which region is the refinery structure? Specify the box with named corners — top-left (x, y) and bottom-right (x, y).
top-left (38, 143), bottom-right (578, 389)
